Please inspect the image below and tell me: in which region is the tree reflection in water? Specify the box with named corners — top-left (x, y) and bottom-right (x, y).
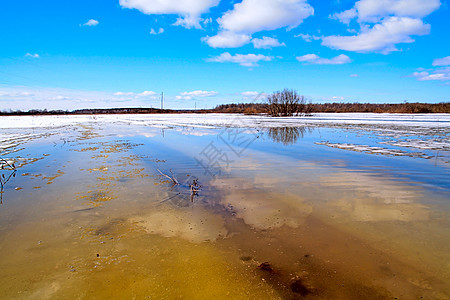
top-left (0, 158), bottom-right (17, 205)
top-left (267, 127), bottom-right (311, 145)
top-left (0, 170), bottom-right (16, 205)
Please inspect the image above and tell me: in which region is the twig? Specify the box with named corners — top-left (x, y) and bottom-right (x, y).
top-left (157, 168), bottom-right (178, 185)
top-left (169, 169), bottom-right (179, 184)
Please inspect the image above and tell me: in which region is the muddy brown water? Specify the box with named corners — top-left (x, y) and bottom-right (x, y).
top-left (0, 121), bottom-right (449, 299)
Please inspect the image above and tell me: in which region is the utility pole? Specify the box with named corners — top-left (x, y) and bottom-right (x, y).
top-left (161, 92), bottom-right (164, 110)
top-left (195, 101), bottom-right (196, 110)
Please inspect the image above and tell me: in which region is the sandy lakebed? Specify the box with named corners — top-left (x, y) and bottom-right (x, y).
top-left (0, 113), bottom-right (449, 299)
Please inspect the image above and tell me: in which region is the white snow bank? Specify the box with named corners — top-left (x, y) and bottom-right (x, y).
top-left (0, 113), bottom-right (449, 129)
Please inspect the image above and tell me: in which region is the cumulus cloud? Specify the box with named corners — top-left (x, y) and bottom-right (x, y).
top-left (114, 92), bottom-right (134, 96)
top-left (205, 0), bottom-right (313, 48)
top-left (83, 19), bottom-right (99, 26)
top-left (331, 0), bottom-right (440, 24)
top-left (330, 8), bottom-right (357, 24)
top-left (294, 33), bottom-right (320, 42)
top-left (296, 54), bottom-right (352, 65)
top-left (251, 37), bottom-right (285, 49)
top-left (203, 31), bottom-right (251, 48)
top-left (432, 56), bottom-right (450, 66)
top-left (119, 0), bottom-right (219, 29)
top-left (412, 56), bottom-right (450, 83)
top-left (241, 91), bottom-right (259, 97)
top-left (114, 91), bottom-right (158, 98)
top-left (323, 17), bottom-right (430, 54)
top-left (203, 17), bottom-right (212, 26)
top-left (139, 91), bottom-right (158, 97)
top-left (176, 90), bottom-right (218, 100)
top-left (206, 52), bottom-right (273, 67)
top-left (25, 53), bottom-right (39, 58)
top-left (412, 67), bottom-right (450, 82)
top-left (353, 0), bottom-right (440, 23)
top-left (218, 0), bottom-right (314, 33)
top-left (150, 28), bottom-right (164, 35)
top-left (326, 0), bottom-right (440, 54)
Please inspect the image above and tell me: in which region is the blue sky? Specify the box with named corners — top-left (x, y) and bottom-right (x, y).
top-left (0, 0), bottom-right (449, 110)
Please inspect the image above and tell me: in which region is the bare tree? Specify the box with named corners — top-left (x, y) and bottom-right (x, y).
top-left (266, 89), bottom-right (306, 117)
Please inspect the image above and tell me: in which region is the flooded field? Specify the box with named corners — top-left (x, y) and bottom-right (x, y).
top-left (0, 113), bottom-right (449, 299)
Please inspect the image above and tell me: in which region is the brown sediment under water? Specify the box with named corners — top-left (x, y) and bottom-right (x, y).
top-left (0, 118), bottom-right (449, 299)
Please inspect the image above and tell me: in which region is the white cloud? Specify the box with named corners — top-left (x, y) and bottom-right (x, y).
top-left (218, 0), bottom-right (314, 33)
top-left (138, 91), bottom-right (158, 97)
top-left (0, 87), bottom-right (159, 110)
top-left (354, 0), bottom-right (440, 23)
top-left (150, 28), bottom-right (164, 35)
top-left (119, 0), bottom-right (219, 29)
top-left (241, 91), bottom-right (266, 101)
top-left (176, 90), bottom-right (218, 100)
top-left (241, 91), bottom-right (259, 97)
top-left (296, 54), bottom-right (352, 65)
top-left (332, 0), bottom-right (440, 24)
top-left (332, 96), bottom-right (345, 101)
top-left (203, 18), bottom-right (212, 26)
top-left (114, 91), bottom-right (158, 98)
top-left (205, 0), bottom-right (313, 48)
top-left (83, 19), bottom-right (99, 26)
top-left (0, 91), bottom-right (34, 97)
top-left (203, 31), bottom-right (251, 48)
top-left (114, 92), bottom-right (134, 96)
top-left (350, 74), bottom-right (359, 77)
top-left (251, 37), bottom-right (285, 49)
top-left (432, 56), bottom-right (450, 66)
top-left (322, 17), bottom-right (430, 54)
top-left (173, 15), bottom-right (203, 29)
top-left (294, 33), bottom-right (320, 42)
top-left (206, 52), bottom-right (273, 67)
top-left (330, 8), bottom-right (357, 24)
top-left (24, 53), bottom-right (39, 58)
top-left (412, 67), bottom-right (450, 81)
top-left (327, 0), bottom-right (440, 54)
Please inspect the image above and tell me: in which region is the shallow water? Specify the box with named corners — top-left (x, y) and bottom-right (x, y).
top-left (0, 115), bottom-right (449, 299)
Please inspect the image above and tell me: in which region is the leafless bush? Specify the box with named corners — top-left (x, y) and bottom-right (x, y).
top-left (266, 89), bottom-right (308, 117)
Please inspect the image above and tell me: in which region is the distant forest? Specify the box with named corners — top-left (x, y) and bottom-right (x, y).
top-left (1, 102), bottom-right (449, 115)
top-left (213, 102), bottom-right (450, 114)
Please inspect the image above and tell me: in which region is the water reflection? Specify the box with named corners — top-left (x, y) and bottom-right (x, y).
top-left (131, 204), bottom-right (228, 243)
top-left (266, 126), bottom-right (310, 145)
top-left (0, 158), bottom-right (17, 204)
top-left (320, 171), bottom-right (430, 222)
top-left (1, 120), bottom-right (449, 299)
top-left (212, 177), bottom-right (312, 229)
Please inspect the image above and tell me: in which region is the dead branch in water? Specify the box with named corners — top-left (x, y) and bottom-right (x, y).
top-left (157, 168), bottom-right (179, 185)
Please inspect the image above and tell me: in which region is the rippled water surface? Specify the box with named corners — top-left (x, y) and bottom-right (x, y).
top-left (0, 114), bottom-right (449, 299)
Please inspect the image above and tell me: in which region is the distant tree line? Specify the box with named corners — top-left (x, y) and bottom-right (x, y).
top-left (213, 102), bottom-right (449, 114)
top-left (0, 109), bottom-right (71, 115)
top-left (1, 101), bottom-right (449, 116)
top-left (0, 107), bottom-right (184, 115)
